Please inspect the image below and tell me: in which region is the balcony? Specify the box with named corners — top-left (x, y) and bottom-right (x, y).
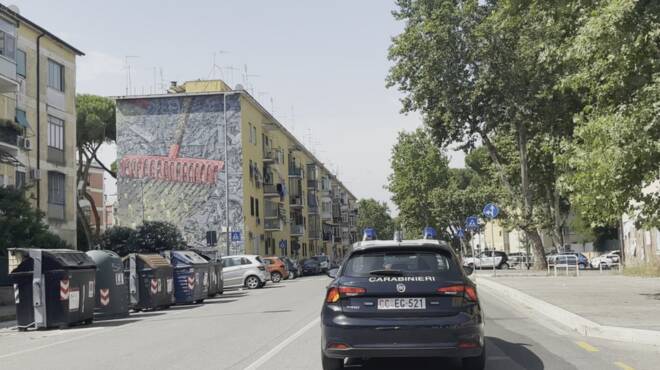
top-left (291, 224), bottom-right (305, 236)
top-left (308, 205), bottom-right (318, 214)
top-left (263, 183), bottom-right (281, 197)
top-left (290, 196), bottom-right (303, 208)
top-left (263, 150), bottom-right (275, 163)
top-left (307, 179), bottom-right (318, 190)
top-left (265, 201), bottom-right (284, 219)
top-left (288, 165), bottom-right (303, 178)
top-left (264, 218), bottom-right (283, 231)
top-left (0, 55), bottom-right (18, 94)
top-left (0, 124), bottom-right (20, 156)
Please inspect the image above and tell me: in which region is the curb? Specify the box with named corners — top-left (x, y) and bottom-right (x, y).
top-left (476, 276), bottom-right (660, 347)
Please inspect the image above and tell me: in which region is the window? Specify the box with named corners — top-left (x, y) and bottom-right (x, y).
top-left (240, 257), bottom-right (252, 265)
top-left (250, 196), bottom-right (255, 216)
top-left (255, 199), bottom-right (259, 218)
top-left (248, 123), bottom-right (254, 144)
top-left (0, 30), bottom-right (16, 60)
top-left (342, 250), bottom-right (460, 278)
top-left (48, 115), bottom-right (64, 150)
top-left (47, 172), bottom-right (65, 220)
top-left (252, 125), bottom-right (257, 145)
top-left (47, 59), bottom-right (65, 91)
top-left (15, 170), bottom-right (25, 189)
top-left (16, 49), bottom-right (25, 77)
top-left (0, 174), bottom-right (5, 187)
top-left (249, 160), bottom-right (253, 180)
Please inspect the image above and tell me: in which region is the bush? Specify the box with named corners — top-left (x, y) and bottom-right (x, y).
top-left (131, 221), bottom-right (186, 253)
top-left (100, 226), bottom-right (136, 257)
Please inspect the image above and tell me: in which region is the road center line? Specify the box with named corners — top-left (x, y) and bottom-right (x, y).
top-left (576, 341), bottom-right (599, 352)
top-left (244, 317), bottom-right (320, 370)
top-left (614, 361), bottom-right (636, 370)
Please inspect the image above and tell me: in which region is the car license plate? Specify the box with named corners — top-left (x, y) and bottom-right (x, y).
top-left (377, 298), bottom-right (426, 310)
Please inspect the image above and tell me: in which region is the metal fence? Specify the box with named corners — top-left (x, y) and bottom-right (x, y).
top-left (547, 255), bottom-right (580, 277)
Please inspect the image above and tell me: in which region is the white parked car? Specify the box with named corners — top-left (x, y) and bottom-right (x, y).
top-left (463, 251), bottom-right (510, 269)
top-left (590, 251), bottom-right (621, 269)
top-left (221, 255), bottom-right (270, 289)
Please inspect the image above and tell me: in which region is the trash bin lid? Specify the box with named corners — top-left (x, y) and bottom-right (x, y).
top-left (9, 249), bottom-right (95, 273)
top-left (135, 254), bottom-right (171, 269)
top-left (171, 251), bottom-right (209, 265)
top-left (86, 250), bottom-right (122, 270)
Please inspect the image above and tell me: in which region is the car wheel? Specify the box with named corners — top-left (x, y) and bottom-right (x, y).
top-left (462, 347), bottom-right (485, 370)
top-left (578, 263), bottom-right (586, 270)
top-left (272, 272), bottom-right (282, 283)
top-left (322, 352), bottom-right (344, 370)
top-left (499, 262), bottom-right (509, 270)
top-left (245, 275), bottom-right (261, 289)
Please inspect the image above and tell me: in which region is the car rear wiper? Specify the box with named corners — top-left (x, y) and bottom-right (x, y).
top-left (369, 269), bottom-right (403, 276)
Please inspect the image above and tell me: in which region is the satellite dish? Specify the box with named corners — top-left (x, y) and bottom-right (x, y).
top-left (8, 5), bottom-right (20, 13)
top-left (234, 84), bottom-right (245, 91)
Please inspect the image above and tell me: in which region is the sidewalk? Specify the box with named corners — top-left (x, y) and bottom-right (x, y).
top-left (476, 271), bottom-right (660, 345)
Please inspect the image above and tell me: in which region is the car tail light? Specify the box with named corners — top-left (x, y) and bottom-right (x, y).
top-left (458, 340), bottom-right (480, 349)
top-left (327, 342), bottom-right (350, 350)
top-left (326, 287), bottom-right (340, 303)
top-left (437, 285), bottom-right (478, 302)
top-left (258, 265), bottom-right (265, 271)
top-left (338, 286), bottom-right (366, 297)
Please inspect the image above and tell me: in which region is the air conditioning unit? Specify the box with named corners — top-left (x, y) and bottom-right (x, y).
top-left (30, 168), bottom-right (41, 180)
top-left (23, 138), bottom-right (32, 150)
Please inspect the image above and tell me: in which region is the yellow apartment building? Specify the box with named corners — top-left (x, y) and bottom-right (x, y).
top-left (0, 4), bottom-right (83, 247)
top-left (115, 80), bottom-right (358, 261)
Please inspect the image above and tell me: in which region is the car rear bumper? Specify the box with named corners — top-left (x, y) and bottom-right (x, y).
top-left (321, 311), bottom-right (484, 359)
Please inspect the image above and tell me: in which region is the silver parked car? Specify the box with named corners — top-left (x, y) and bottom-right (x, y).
top-left (221, 255), bottom-right (270, 289)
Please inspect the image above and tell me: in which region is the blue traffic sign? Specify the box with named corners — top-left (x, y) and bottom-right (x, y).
top-left (230, 231), bottom-right (241, 242)
top-left (465, 216), bottom-right (479, 230)
top-left (279, 240), bottom-right (287, 249)
top-left (457, 228), bottom-right (465, 238)
top-left (483, 203), bottom-right (500, 219)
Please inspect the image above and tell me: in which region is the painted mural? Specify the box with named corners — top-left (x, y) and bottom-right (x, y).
top-left (116, 94), bottom-right (245, 254)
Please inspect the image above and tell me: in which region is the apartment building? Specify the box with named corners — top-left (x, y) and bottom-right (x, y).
top-left (0, 5), bottom-right (83, 247)
top-left (115, 80), bottom-right (358, 260)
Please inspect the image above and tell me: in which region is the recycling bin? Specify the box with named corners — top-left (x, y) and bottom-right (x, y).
top-left (124, 254), bottom-right (173, 311)
top-left (8, 248), bottom-right (96, 330)
top-left (162, 250), bottom-right (210, 304)
top-left (193, 249), bottom-right (224, 297)
top-left (86, 250), bottom-right (129, 318)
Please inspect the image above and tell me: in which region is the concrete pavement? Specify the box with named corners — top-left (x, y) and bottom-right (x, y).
top-left (0, 275), bottom-right (658, 369)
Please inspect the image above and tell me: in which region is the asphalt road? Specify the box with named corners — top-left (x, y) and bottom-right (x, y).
top-left (0, 276), bottom-right (658, 370)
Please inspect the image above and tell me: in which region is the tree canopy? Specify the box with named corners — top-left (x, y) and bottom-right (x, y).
top-left (356, 199), bottom-right (396, 241)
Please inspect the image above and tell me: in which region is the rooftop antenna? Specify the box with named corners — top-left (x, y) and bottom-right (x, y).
top-left (124, 55), bottom-right (139, 95)
top-left (223, 65), bottom-right (239, 85)
top-left (210, 50), bottom-right (229, 79)
top-left (270, 97), bottom-right (275, 116)
top-left (242, 64), bottom-right (260, 95)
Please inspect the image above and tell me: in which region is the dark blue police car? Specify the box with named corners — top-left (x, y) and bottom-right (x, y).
top-left (321, 235), bottom-right (484, 369)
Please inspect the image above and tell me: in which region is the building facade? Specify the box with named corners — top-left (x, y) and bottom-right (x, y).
top-left (0, 5), bottom-right (83, 247)
top-left (79, 162), bottom-right (108, 232)
top-left (115, 80), bottom-right (357, 260)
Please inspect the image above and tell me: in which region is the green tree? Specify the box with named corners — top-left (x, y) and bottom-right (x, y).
top-left (100, 226), bottom-right (137, 257)
top-left (560, 0), bottom-right (660, 228)
top-left (131, 221), bottom-right (186, 253)
top-left (76, 94), bottom-right (116, 247)
top-left (356, 199), bottom-right (396, 240)
top-left (387, 128), bottom-right (450, 232)
top-left (387, 0), bottom-right (582, 268)
top-left (0, 187), bottom-right (69, 251)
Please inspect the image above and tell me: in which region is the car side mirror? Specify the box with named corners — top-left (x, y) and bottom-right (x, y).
top-left (327, 268), bottom-right (339, 279)
top-left (464, 266), bottom-right (474, 276)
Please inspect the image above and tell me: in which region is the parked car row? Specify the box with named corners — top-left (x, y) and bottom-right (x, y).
top-left (463, 249), bottom-right (620, 271)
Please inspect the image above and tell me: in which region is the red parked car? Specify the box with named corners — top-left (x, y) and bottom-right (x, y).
top-left (261, 256), bottom-right (289, 283)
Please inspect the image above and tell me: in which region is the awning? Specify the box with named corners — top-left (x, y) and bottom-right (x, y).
top-left (15, 109), bottom-right (29, 129)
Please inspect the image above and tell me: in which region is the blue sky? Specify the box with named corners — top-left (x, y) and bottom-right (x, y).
top-left (11, 0), bottom-right (464, 210)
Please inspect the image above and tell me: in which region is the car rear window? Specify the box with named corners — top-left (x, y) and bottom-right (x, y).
top-left (342, 250), bottom-right (461, 278)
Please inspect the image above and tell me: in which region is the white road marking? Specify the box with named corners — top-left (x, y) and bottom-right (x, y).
top-left (244, 317), bottom-right (320, 370)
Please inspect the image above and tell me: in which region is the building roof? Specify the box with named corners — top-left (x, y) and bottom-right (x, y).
top-left (0, 4), bottom-right (84, 56)
top-left (116, 88), bottom-right (358, 200)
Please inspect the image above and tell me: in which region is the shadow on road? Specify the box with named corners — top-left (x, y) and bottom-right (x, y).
top-left (347, 336), bottom-right (544, 370)
top-left (199, 299), bottom-right (238, 305)
top-left (88, 319), bottom-right (143, 328)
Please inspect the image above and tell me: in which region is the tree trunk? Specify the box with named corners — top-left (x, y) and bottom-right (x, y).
top-left (77, 202), bottom-right (93, 251)
top-left (84, 191), bottom-right (102, 238)
top-left (524, 227), bottom-right (547, 269)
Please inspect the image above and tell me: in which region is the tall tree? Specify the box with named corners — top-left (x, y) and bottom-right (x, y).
top-left (387, 128), bottom-right (450, 232)
top-left (560, 0), bottom-right (660, 228)
top-left (131, 221), bottom-right (187, 253)
top-left (76, 94), bottom-right (116, 247)
top-left (356, 199), bottom-right (396, 240)
top-left (387, 0), bottom-right (581, 268)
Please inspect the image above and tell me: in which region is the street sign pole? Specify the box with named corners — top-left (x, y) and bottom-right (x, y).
top-left (483, 203), bottom-right (500, 277)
